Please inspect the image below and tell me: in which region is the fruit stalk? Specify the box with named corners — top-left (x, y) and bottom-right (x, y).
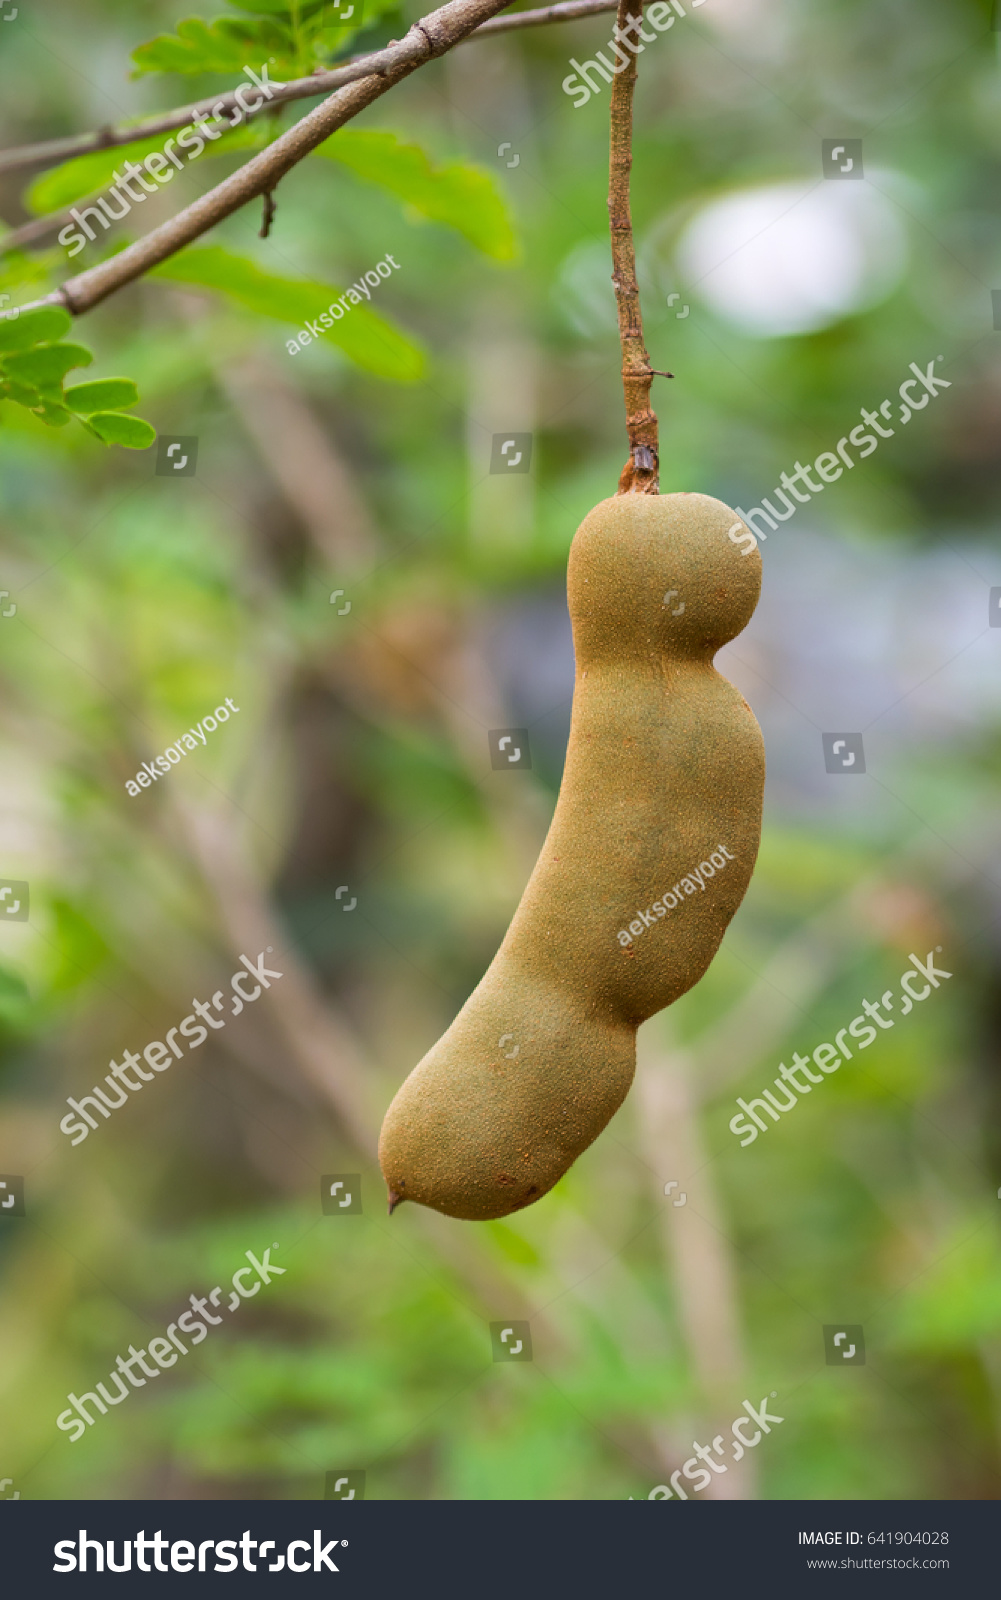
top-left (608, 0), bottom-right (660, 495)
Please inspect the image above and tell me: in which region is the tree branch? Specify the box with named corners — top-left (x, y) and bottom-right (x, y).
top-left (608, 0), bottom-right (659, 494)
top-left (0, 0), bottom-right (614, 260)
top-left (0, 0), bottom-right (617, 180)
top-left (0, 57), bottom-right (423, 181)
top-left (17, 0), bottom-right (512, 316)
top-left (11, 0), bottom-right (623, 316)
top-left (472, 0), bottom-right (617, 31)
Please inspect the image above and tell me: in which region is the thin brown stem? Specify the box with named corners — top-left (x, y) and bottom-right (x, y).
top-left (608, 0), bottom-right (659, 494)
top-left (258, 190), bottom-right (277, 239)
top-left (474, 0), bottom-right (617, 31)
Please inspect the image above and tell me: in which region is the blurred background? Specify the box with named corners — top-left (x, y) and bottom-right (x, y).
top-left (0, 0), bottom-right (1000, 1500)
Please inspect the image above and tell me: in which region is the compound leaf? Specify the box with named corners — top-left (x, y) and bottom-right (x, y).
top-left (132, 0), bottom-right (400, 81)
top-left (0, 320), bottom-right (155, 447)
top-left (131, 16), bottom-right (288, 78)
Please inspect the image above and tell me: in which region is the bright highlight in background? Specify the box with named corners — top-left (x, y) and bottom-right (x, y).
top-left (675, 181), bottom-right (908, 337)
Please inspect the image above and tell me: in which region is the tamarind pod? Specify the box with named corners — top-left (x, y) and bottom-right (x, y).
top-left (379, 492), bottom-right (764, 1221)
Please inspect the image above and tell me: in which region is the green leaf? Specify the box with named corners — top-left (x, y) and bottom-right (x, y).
top-left (84, 412), bottom-right (157, 449)
top-left (31, 401), bottom-right (74, 428)
top-left (131, 15), bottom-right (288, 78)
top-left (27, 126), bottom-right (264, 216)
top-left (0, 305), bottom-right (72, 352)
top-left (223, 0), bottom-right (331, 14)
top-left (1, 342), bottom-right (93, 394)
top-left (313, 130), bottom-right (518, 261)
top-left (309, 0), bottom-right (403, 56)
top-left (1, 378), bottom-right (41, 407)
top-left (150, 245), bottom-right (425, 383)
top-left (64, 378), bottom-right (140, 415)
top-left (132, 1), bottom-right (400, 81)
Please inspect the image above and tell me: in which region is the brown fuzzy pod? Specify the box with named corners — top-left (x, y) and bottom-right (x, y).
top-left (379, 492), bottom-right (765, 1220)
